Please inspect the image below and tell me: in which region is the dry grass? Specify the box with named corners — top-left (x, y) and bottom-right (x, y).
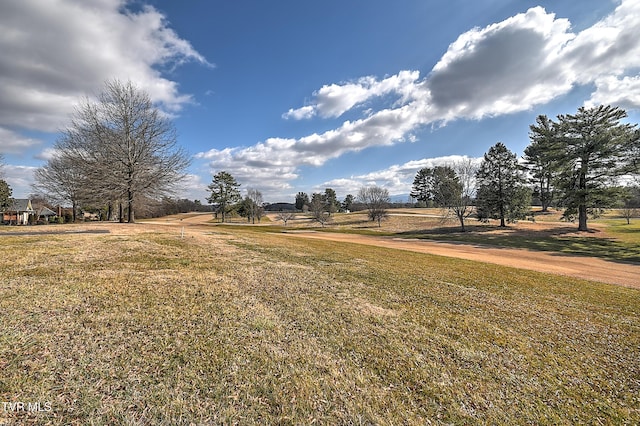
top-left (0, 223), bottom-right (639, 424)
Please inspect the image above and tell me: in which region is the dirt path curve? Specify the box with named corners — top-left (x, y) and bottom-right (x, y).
top-left (281, 231), bottom-right (640, 289)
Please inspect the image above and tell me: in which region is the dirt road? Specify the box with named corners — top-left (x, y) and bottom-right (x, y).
top-left (280, 231), bottom-right (640, 289)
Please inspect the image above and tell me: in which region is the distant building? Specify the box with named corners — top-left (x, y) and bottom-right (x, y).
top-left (37, 206), bottom-right (58, 222)
top-left (2, 199), bottom-right (34, 225)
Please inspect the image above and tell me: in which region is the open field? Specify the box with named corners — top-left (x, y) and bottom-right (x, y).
top-left (1, 216), bottom-right (639, 424)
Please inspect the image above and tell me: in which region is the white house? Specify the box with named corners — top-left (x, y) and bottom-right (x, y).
top-left (2, 199), bottom-right (34, 225)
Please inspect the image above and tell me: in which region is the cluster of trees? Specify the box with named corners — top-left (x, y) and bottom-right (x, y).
top-left (411, 105), bottom-right (640, 231)
top-left (32, 80), bottom-right (191, 223)
top-left (147, 198), bottom-right (211, 218)
top-left (411, 159), bottom-right (477, 231)
top-left (206, 170), bottom-right (394, 227)
top-left (523, 105), bottom-right (639, 230)
top-left (294, 187), bottom-right (391, 227)
top-left (209, 105), bottom-right (640, 234)
top-left (206, 171), bottom-right (265, 223)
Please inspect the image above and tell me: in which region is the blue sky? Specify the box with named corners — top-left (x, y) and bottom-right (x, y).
top-left (1, 0), bottom-right (639, 203)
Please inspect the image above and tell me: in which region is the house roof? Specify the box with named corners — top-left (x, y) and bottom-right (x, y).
top-left (39, 206), bottom-right (57, 216)
top-left (7, 199), bottom-right (33, 212)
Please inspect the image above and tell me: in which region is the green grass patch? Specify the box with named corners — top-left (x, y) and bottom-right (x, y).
top-left (399, 229), bottom-right (640, 264)
top-left (1, 228), bottom-right (638, 424)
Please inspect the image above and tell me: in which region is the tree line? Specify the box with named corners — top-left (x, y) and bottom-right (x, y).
top-left (6, 85), bottom-right (638, 231)
top-left (206, 171), bottom-right (395, 227)
top-left (207, 105), bottom-right (639, 231)
top-left (411, 105), bottom-right (640, 231)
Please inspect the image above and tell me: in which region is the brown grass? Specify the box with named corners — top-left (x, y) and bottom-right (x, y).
top-left (0, 221), bottom-right (639, 424)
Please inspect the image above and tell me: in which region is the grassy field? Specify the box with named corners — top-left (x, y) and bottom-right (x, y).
top-left (1, 223), bottom-right (639, 424)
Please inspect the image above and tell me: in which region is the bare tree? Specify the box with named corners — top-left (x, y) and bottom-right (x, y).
top-left (621, 186), bottom-right (640, 224)
top-left (57, 79), bottom-right (191, 223)
top-left (32, 153), bottom-right (85, 222)
top-left (0, 155), bottom-right (9, 212)
top-left (357, 186), bottom-right (390, 227)
top-left (449, 159), bottom-right (478, 231)
top-left (275, 211), bottom-right (295, 226)
top-left (246, 188), bottom-right (264, 224)
top-left (309, 192), bottom-right (331, 227)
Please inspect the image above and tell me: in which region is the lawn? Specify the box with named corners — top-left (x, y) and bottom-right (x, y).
top-left (0, 224), bottom-right (639, 424)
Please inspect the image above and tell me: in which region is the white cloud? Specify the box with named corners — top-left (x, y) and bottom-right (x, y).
top-left (319, 155), bottom-right (482, 196)
top-left (282, 106), bottom-right (316, 120)
top-left (3, 165), bottom-right (38, 198)
top-left (197, 100), bottom-right (430, 198)
top-left (283, 70), bottom-right (422, 120)
top-left (564, 0), bottom-right (640, 85)
top-left (34, 147), bottom-right (59, 161)
top-left (195, 147), bottom-right (300, 200)
top-left (178, 174), bottom-right (210, 202)
top-left (586, 75), bottom-right (640, 109)
top-left (0, 0), bottom-right (211, 135)
top-left (0, 127), bottom-right (42, 154)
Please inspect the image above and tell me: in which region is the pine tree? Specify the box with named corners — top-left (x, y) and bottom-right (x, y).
top-left (553, 105), bottom-right (638, 231)
top-left (525, 115), bottom-right (561, 212)
top-left (410, 168), bottom-right (434, 206)
top-left (207, 171), bottom-right (241, 222)
top-left (476, 142), bottom-right (530, 227)
top-left (0, 179), bottom-right (12, 212)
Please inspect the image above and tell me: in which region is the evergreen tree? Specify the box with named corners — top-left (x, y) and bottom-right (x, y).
top-left (0, 179), bottom-right (12, 213)
top-left (552, 105), bottom-right (638, 231)
top-left (324, 188), bottom-right (339, 216)
top-left (525, 115), bottom-right (561, 212)
top-left (476, 142), bottom-right (530, 227)
top-left (342, 194), bottom-right (355, 212)
top-left (207, 171), bottom-right (241, 222)
top-left (431, 166), bottom-right (462, 209)
top-left (295, 192), bottom-right (309, 210)
top-left (410, 168), bottom-right (434, 206)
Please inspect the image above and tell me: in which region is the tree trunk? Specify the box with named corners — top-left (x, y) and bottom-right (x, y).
top-left (498, 170), bottom-right (506, 227)
top-left (578, 204), bottom-right (588, 231)
top-left (119, 202), bottom-right (124, 223)
top-left (578, 169), bottom-right (588, 231)
top-left (127, 189), bottom-right (135, 223)
top-left (458, 213), bottom-right (466, 232)
top-left (540, 179), bottom-right (548, 212)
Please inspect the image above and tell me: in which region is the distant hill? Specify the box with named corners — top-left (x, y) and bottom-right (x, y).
top-left (264, 202), bottom-right (296, 212)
